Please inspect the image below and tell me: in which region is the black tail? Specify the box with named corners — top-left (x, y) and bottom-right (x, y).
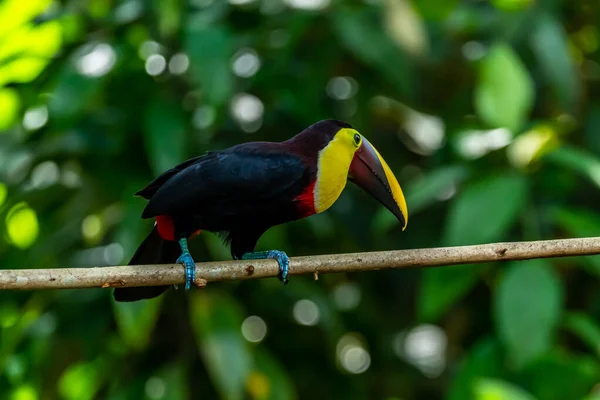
top-left (113, 226), bottom-right (181, 302)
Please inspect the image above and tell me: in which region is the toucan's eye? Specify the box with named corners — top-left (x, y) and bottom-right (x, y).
top-left (353, 133), bottom-right (361, 146)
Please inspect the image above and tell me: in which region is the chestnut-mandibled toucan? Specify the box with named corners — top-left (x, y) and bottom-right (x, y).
top-left (114, 120), bottom-right (408, 302)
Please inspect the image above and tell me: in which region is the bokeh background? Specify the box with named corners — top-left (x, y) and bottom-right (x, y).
top-left (1, 0), bottom-right (600, 399)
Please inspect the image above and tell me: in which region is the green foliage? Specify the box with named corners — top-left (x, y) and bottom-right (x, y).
top-left (495, 260), bottom-right (563, 369)
top-left (1, 0), bottom-right (600, 399)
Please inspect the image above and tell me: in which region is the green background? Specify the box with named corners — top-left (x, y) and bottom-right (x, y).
top-left (1, 0), bottom-right (600, 399)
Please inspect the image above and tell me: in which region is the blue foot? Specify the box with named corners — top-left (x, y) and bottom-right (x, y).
top-left (242, 250), bottom-right (289, 284)
top-left (177, 238), bottom-right (196, 290)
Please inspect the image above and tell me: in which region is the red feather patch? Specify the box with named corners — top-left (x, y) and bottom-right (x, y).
top-left (156, 215), bottom-right (176, 241)
top-left (294, 180), bottom-right (317, 217)
top-left (156, 215), bottom-right (201, 241)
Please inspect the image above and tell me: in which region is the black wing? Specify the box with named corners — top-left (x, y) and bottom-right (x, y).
top-left (140, 148), bottom-right (308, 219)
top-left (135, 154), bottom-right (210, 200)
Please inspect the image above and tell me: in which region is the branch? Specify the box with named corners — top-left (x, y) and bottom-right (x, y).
top-left (1, 237), bottom-right (599, 290)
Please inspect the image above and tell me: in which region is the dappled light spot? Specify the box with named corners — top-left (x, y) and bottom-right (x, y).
top-left (58, 361), bottom-right (99, 400)
top-left (283, 0), bottom-right (330, 10)
top-left (336, 333), bottom-right (371, 374)
top-left (146, 54), bottom-right (166, 76)
top-left (22, 105), bottom-right (48, 131)
top-left (241, 315), bottom-right (267, 343)
top-left (246, 371), bottom-right (270, 399)
top-left (104, 243), bottom-right (124, 265)
top-left (192, 106), bottom-right (216, 129)
top-left (507, 125), bottom-right (558, 169)
top-left (145, 376), bottom-right (166, 400)
top-left (293, 299), bottom-right (319, 326)
top-left (9, 384), bottom-right (38, 400)
top-left (81, 214), bottom-right (102, 242)
top-left (168, 53), bottom-right (189, 75)
top-left (326, 76), bottom-right (357, 100)
top-left (394, 324), bottom-right (447, 378)
top-left (76, 43), bottom-right (116, 77)
top-left (462, 41), bottom-right (486, 61)
top-left (138, 40), bottom-right (162, 60)
top-left (332, 282), bottom-right (361, 310)
top-left (31, 161), bottom-right (59, 189)
top-left (6, 202), bottom-right (39, 249)
top-left (0, 88), bottom-right (20, 131)
top-left (231, 93), bottom-right (263, 133)
top-left (456, 128), bottom-right (512, 160)
top-left (232, 48), bottom-right (260, 78)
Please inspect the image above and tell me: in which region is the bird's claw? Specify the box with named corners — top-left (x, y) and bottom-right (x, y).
top-left (177, 251), bottom-right (196, 291)
top-left (242, 250), bottom-right (289, 284)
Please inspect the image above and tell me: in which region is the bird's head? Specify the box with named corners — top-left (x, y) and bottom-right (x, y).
top-left (296, 120), bottom-right (408, 230)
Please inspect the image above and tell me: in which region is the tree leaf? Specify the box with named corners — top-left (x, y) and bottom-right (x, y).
top-left (418, 264), bottom-right (484, 322)
top-left (552, 207), bottom-right (600, 277)
top-left (249, 349), bottom-right (297, 400)
top-left (443, 173), bottom-right (528, 246)
top-left (521, 350), bottom-right (600, 400)
top-left (474, 43), bottom-right (534, 133)
top-left (563, 312), bottom-right (600, 357)
top-left (189, 291), bottom-right (252, 400)
top-left (143, 97), bottom-right (188, 176)
top-left (495, 260), bottom-right (563, 369)
top-left (112, 295), bottom-right (164, 352)
top-left (474, 378), bottom-right (538, 400)
top-left (333, 7), bottom-right (414, 99)
top-left (447, 337), bottom-right (505, 400)
top-left (529, 13), bottom-right (580, 113)
top-left (544, 146), bottom-right (600, 189)
top-left (184, 24), bottom-right (234, 107)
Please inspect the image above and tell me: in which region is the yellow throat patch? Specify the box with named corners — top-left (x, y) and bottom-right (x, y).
top-left (314, 128), bottom-right (361, 213)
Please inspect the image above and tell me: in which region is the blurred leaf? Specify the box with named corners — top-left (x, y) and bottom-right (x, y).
top-left (0, 0), bottom-right (51, 38)
top-left (383, 0), bottom-right (428, 56)
top-left (143, 98), bottom-right (188, 176)
top-left (190, 291), bottom-right (252, 400)
top-left (48, 64), bottom-right (103, 120)
top-left (495, 260), bottom-right (563, 369)
top-left (521, 350), bottom-right (600, 400)
top-left (563, 312), bottom-right (600, 357)
top-left (155, 0), bottom-right (181, 37)
top-left (443, 173), bottom-right (528, 246)
top-left (419, 264), bottom-right (484, 322)
top-left (413, 0), bottom-right (458, 20)
top-left (545, 146), bottom-right (600, 189)
top-left (184, 25), bottom-right (234, 106)
top-left (490, 0), bottom-right (533, 12)
top-left (112, 295), bottom-right (164, 352)
top-left (474, 44), bottom-right (534, 133)
top-left (9, 384), bottom-right (38, 400)
top-left (553, 207), bottom-right (600, 277)
top-left (447, 337), bottom-right (504, 400)
top-left (58, 361), bottom-right (100, 400)
top-left (530, 13), bottom-right (580, 112)
top-left (419, 171), bottom-right (527, 322)
top-left (150, 363), bottom-right (188, 400)
top-left (507, 124), bottom-right (560, 169)
top-left (0, 88), bottom-right (19, 131)
top-left (333, 7), bottom-right (413, 98)
top-left (250, 349), bottom-right (296, 400)
top-left (474, 378), bottom-right (537, 400)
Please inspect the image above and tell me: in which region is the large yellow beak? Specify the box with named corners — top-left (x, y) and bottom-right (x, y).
top-left (348, 136), bottom-right (408, 230)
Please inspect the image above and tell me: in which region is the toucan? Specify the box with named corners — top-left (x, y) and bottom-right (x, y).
top-left (114, 120), bottom-right (408, 302)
